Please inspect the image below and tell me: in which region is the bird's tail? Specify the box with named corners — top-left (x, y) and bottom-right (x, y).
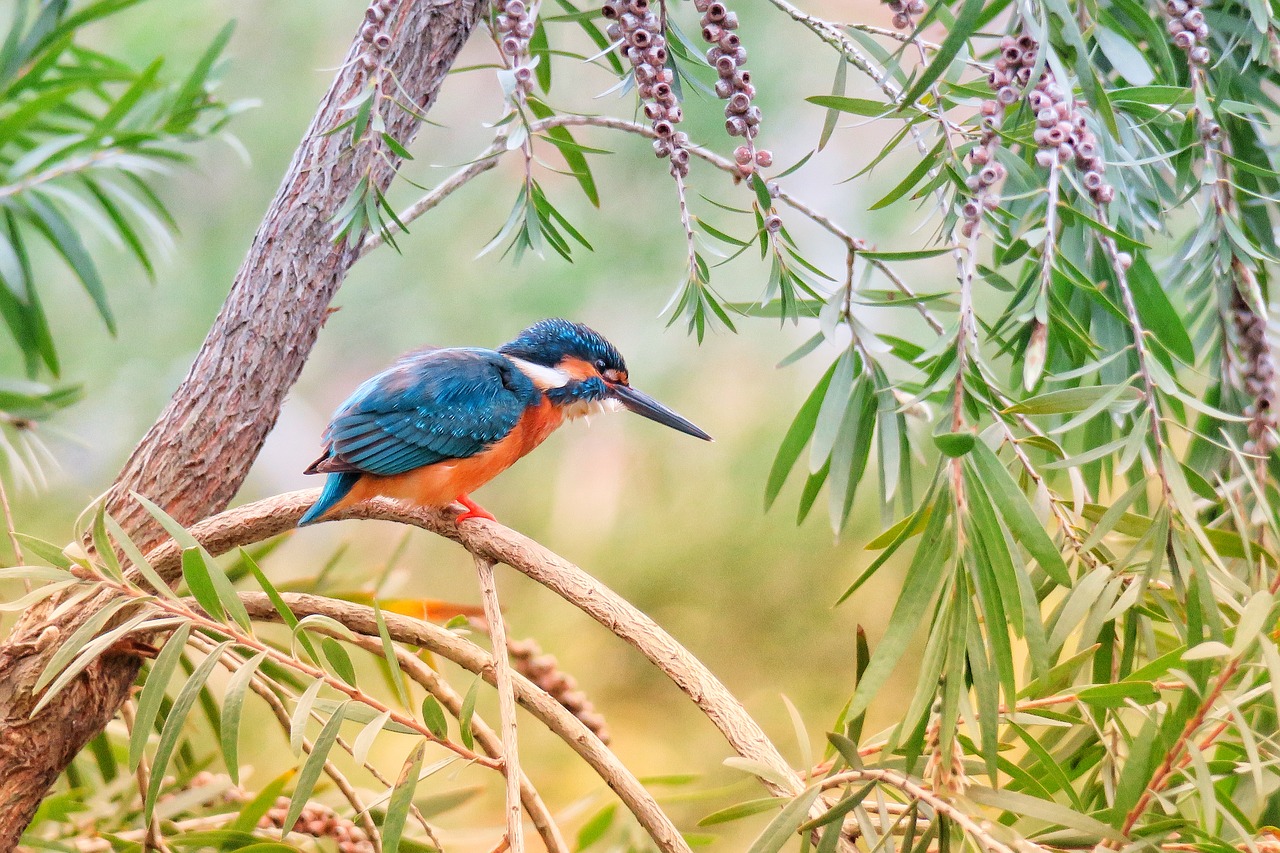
top-left (299, 472), bottom-right (360, 526)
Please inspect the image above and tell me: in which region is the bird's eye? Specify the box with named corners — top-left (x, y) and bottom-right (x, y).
top-left (594, 359), bottom-right (607, 371)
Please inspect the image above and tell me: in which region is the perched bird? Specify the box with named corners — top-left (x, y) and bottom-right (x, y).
top-left (299, 319), bottom-right (712, 526)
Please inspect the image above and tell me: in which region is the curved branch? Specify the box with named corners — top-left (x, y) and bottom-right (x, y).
top-left (347, 634), bottom-right (569, 853)
top-left (152, 489), bottom-right (806, 803)
top-left (240, 591), bottom-right (689, 853)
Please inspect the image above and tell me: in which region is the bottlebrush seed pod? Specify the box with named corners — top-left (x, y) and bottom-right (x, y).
top-left (1033, 128), bottom-right (1051, 146)
top-left (667, 106), bottom-right (683, 122)
top-left (889, 0), bottom-right (906, 11)
top-left (507, 0), bottom-right (527, 13)
top-left (715, 54), bottom-right (737, 75)
top-left (653, 138), bottom-right (671, 157)
top-left (745, 105), bottom-right (762, 124)
top-left (631, 28), bottom-right (652, 47)
top-left (1002, 46), bottom-right (1022, 64)
top-left (755, 149), bottom-right (773, 167)
top-left (496, 13), bottom-right (511, 29)
top-left (1083, 171), bottom-right (1103, 190)
top-left (979, 165), bottom-right (999, 185)
top-left (515, 19), bottom-right (535, 37)
top-left (728, 92), bottom-right (751, 113)
top-left (1037, 109), bottom-right (1057, 127)
top-left (1076, 140), bottom-right (1097, 159)
top-left (765, 214), bottom-right (783, 232)
top-left (1057, 143), bottom-right (1073, 162)
top-left (722, 11), bottom-right (739, 28)
top-left (1167, 0), bottom-right (1188, 14)
top-left (607, 22), bottom-right (621, 38)
top-left (379, 0), bottom-right (397, 9)
top-left (515, 66), bottom-right (533, 83)
top-left (714, 79), bottom-right (733, 98)
top-left (672, 147), bottom-right (690, 166)
top-left (1183, 8), bottom-right (1204, 27)
top-left (654, 119), bottom-right (674, 137)
top-left (654, 81), bottom-right (672, 99)
top-left (707, 2), bottom-right (727, 21)
top-left (1194, 22), bottom-right (1209, 39)
top-left (734, 46), bottom-right (748, 64)
top-left (702, 23), bottom-right (723, 42)
top-left (1167, 17), bottom-right (1186, 34)
top-left (672, 131), bottom-right (689, 146)
top-left (719, 32), bottom-right (741, 50)
top-left (693, 0), bottom-right (710, 10)
top-left (734, 145), bottom-right (752, 164)
top-left (908, 0), bottom-right (925, 12)
top-left (1173, 29), bottom-right (1194, 47)
top-left (502, 36), bottom-right (520, 54)
top-left (1095, 185), bottom-right (1115, 203)
top-left (725, 116), bottom-right (747, 136)
top-left (602, 0), bottom-right (620, 16)
top-left (658, 67), bottom-right (674, 83)
top-left (646, 46), bottom-right (667, 64)
top-left (366, 5), bottom-right (386, 22)
top-left (996, 86), bottom-right (1018, 105)
top-left (994, 57), bottom-right (1010, 72)
top-left (1190, 45), bottom-right (1210, 63)
top-left (961, 201), bottom-right (981, 219)
top-left (619, 12), bottom-right (639, 29)
top-left (980, 99), bottom-right (998, 116)
top-left (966, 175), bottom-right (981, 190)
top-left (960, 220), bottom-right (978, 238)
top-left (629, 0), bottom-right (649, 11)
top-left (644, 102), bottom-right (665, 120)
top-left (982, 194), bottom-right (999, 210)
top-left (373, 32), bottom-right (392, 50)
top-left (1017, 34), bottom-right (1035, 51)
top-left (892, 13), bottom-right (910, 27)
top-left (734, 69), bottom-right (751, 86)
top-left (970, 146), bottom-right (990, 165)
top-left (361, 22), bottom-right (378, 41)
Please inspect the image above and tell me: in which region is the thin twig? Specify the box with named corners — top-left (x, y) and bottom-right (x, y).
top-left (474, 553), bottom-right (525, 853)
top-left (120, 700), bottom-right (173, 853)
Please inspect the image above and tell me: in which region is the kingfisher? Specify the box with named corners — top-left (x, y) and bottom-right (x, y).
top-left (299, 319), bottom-right (712, 526)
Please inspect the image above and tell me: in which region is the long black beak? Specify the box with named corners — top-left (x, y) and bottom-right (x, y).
top-left (609, 384), bottom-right (713, 441)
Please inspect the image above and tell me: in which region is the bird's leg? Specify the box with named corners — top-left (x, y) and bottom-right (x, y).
top-left (455, 493), bottom-right (497, 523)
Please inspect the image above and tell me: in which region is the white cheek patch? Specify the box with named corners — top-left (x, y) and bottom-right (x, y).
top-left (509, 357), bottom-right (571, 389)
top-left (563, 397), bottom-right (624, 421)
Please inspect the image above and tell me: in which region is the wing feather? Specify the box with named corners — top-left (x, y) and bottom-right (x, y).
top-left (316, 348), bottom-right (532, 477)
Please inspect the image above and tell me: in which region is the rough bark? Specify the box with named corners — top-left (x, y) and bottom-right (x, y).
top-left (0, 1), bottom-right (484, 845)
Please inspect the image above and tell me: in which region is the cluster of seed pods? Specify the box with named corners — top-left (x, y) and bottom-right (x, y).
top-left (885, 0), bottom-right (926, 30)
top-left (358, 0), bottom-right (399, 69)
top-left (1167, 0), bottom-right (1212, 65)
top-left (261, 797), bottom-right (374, 853)
top-left (1232, 287), bottom-right (1279, 455)
top-left (696, 0), bottom-right (771, 175)
top-left (961, 101), bottom-right (1006, 238)
top-left (603, 0), bottom-right (692, 177)
top-left (986, 35), bottom-right (1115, 207)
top-left (496, 0), bottom-right (538, 95)
top-left (509, 637), bottom-right (612, 743)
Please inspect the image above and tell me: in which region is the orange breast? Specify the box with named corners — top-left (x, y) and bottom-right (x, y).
top-left (333, 397), bottom-right (566, 511)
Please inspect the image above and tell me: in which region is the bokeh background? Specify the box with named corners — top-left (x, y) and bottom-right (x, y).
top-left (7, 1), bottom-right (942, 847)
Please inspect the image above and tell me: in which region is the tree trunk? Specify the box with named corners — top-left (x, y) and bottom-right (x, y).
top-left (0, 1), bottom-right (484, 844)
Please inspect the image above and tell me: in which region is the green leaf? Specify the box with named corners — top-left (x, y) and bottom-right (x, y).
top-left (766, 360), bottom-right (837, 509)
top-left (459, 677), bottom-right (479, 750)
top-left (282, 701), bottom-right (350, 837)
top-left (221, 650), bottom-right (267, 785)
top-left (1077, 681), bottom-right (1160, 708)
top-left (576, 803), bottom-right (617, 849)
top-left (805, 95), bottom-right (902, 118)
top-left (383, 742), bottom-right (426, 853)
top-left (321, 636), bottom-right (358, 686)
top-left (699, 797), bottom-right (787, 826)
top-left (145, 640), bottom-right (233, 820)
top-left (899, 0), bottom-right (985, 106)
top-left (421, 694), bottom-right (449, 740)
top-left (745, 787), bottom-right (822, 853)
top-left (965, 785), bottom-right (1125, 841)
top-left (967, 442), bottom-right (1072, 586)
top-left (130, 622), bottom-right (191, 771)
top-left (934, 432), bottom-right (974, 457)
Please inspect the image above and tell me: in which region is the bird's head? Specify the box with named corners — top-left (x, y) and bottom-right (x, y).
top-left (499, 319), bottom-right (712, 441)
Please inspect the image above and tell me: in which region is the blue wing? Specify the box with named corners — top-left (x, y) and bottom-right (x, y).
top-left (307, 348), bottom-right (535, 477)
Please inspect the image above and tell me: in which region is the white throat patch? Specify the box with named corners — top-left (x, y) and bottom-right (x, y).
top-left (562, 397), bottom-right (625, 421)
top-left (508, 357), bottom-right (572, 389)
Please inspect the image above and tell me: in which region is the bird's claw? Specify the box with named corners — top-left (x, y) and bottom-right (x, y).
top-left (455, 494), bottom-right (497, 524)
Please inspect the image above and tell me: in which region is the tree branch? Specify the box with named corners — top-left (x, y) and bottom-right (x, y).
top-left (0, 1), bottom-right (486, 841)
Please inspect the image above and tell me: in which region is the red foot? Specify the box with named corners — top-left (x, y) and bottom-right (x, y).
top-left (455, 494), bottom-right (497, 524)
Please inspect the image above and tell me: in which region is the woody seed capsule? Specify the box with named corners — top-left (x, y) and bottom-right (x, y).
top-left (755, 149), bottom-right (773, 167)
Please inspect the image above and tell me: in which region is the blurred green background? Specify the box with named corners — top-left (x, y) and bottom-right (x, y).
top-left (8, 0), bottom-right (940, 847)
